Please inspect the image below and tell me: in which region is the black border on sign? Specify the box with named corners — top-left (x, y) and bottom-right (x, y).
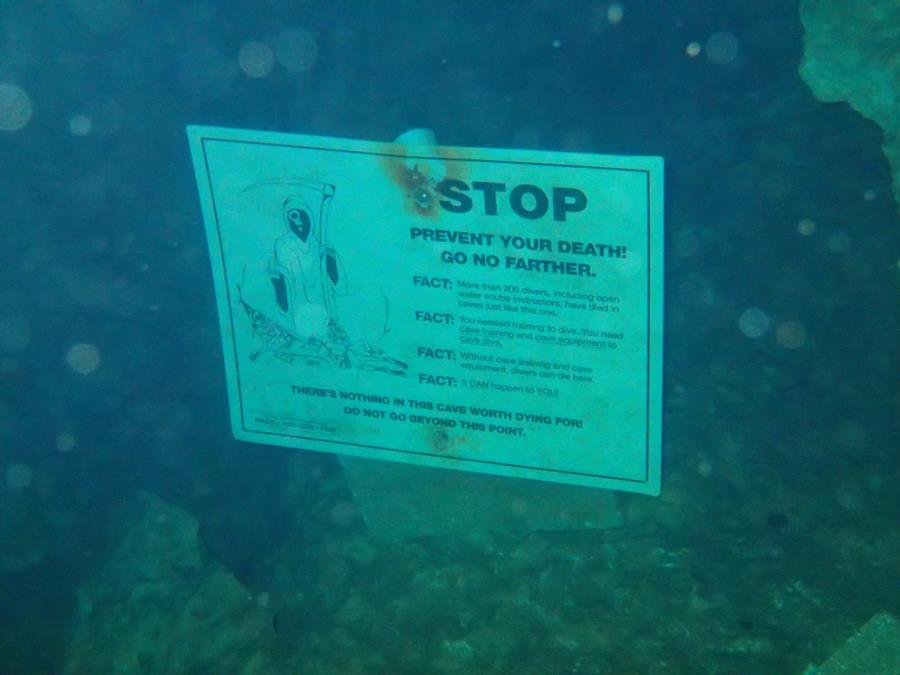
top-left (199, 136), bottom-right (654, 485)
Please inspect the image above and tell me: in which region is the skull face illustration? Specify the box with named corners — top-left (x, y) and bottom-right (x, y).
top-left (285, 200), bottom-right (312, 242)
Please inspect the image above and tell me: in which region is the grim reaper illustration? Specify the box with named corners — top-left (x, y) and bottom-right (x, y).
top-left (237, 179), bottom-right (406, 376)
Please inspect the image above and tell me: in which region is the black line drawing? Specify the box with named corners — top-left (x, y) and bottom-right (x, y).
top-left (235, 178), bottom-right (407, 376)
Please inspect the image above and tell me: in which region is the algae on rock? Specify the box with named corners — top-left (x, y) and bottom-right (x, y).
top-left (799, 0), bottom-right (900, 209)
top-left (64, 491), bottom-right (284, 675)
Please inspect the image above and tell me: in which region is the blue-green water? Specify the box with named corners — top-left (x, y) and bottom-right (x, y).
top-left (1, 1), bottom-right (897, 673)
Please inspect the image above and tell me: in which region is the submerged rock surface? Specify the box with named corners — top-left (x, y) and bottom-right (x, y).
top-left (799, 0), bottom-right (900, 209)
top-left (64, 491), bottom-right (281, 675)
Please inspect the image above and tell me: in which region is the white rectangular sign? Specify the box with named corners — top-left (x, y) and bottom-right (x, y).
top-left (188, 126), bottom-right (663, 495)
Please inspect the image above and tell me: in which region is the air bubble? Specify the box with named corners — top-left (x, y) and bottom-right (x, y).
top-left (0, 83), bottom-right (33, 132)
top-left (65, 343), bottom-right (102, 375)
top-left (797, 218), bottom-right (816, 236)
top-left (607, 3), bottom-right (624, 24)
top-left (705, 31), bottom-right (739, 65)
top-left (738, 308), bottom-right (770, 338)
top-left (56, 433), bottom-right (77, 453)
top-left (238, 41), bottom-right (275, 78)
top-left (776, 321), bottom-right (807, 349)
top-left (5, 463), bottom-right (33, 490)
top-left (274, 28), bottom-right (318, 72)
top-left (69, 115), bottom-right (92, 136)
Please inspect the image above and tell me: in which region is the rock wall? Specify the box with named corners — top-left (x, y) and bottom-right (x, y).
top-left (799, 0), bottom-right (900, 210)
top-left (64, 491), bottom-right (284, 675)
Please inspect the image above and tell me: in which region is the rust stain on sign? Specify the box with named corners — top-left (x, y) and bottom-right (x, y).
top-left (422, 424), bottom-right (472, 457)
top-left (430, 427), bottom-right (451, 452)
top-left (381, 145), bottom-right (467, 220)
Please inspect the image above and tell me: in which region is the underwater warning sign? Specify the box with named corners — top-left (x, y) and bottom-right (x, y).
top-left (187, 126), bottom-right (663, 496)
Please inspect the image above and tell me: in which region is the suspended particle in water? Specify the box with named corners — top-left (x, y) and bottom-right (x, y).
top-left (672, 227), bottom-right (701, 258)
top-left (65, 343), bottom-right (101, 375)
top-left (5, 463), bottom-right (33, 490)
top-left (551, 39), bottom-right (562, 49)
top-left (82, 95), bottom-right (125, 136)
top-left (826, 230), bottom-right (851, 254)
top-left (738, 308), bottom-right (771, 338)
top-left (863, 189), bottom-right (876, 202)
top-left (329, 500), bottom-right (358, 527)
top-left (697, 459), bottom-right (713, 477)
top-left (797, 218), bottom-right (816, 236)
top-left (0, 83), bottom-right (33, 132)
top-left (835, 480), bottom-right (865, 513)
top-left (69, 0), bottom-right (134, 33)
top-left (686, 42), bottom-right (701, 58)
top-left (776, 321), bottom-right (806, 349)
top-left (274, 28), bottom-right (318, 72)
top-left (90, 236), bottom-right (109, 252)
top-left (705, 31), bottom-right (739, 65)
top-left (562, 129), bottom-right (593, 151)
top-left (607, 3), bottom-right (624, 24)
top-left (178, 46), bottom-right (236, 99)
top-left (238, 41), bottom-right (275, 78)
top-left (508, 498), bottom-right (529, 518)
top-left (836, 420), bottom-right (868, 450)
top-left (676, 274), bottom-right (714, 305)
top-left (512, 127), bottom-right (541, 148)
top-left (56, 433), bottom-right (77, 453)
top-left (69, 115), bottom-right (92, 136)
top-left (0, 316), bottom-right (31, 352)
